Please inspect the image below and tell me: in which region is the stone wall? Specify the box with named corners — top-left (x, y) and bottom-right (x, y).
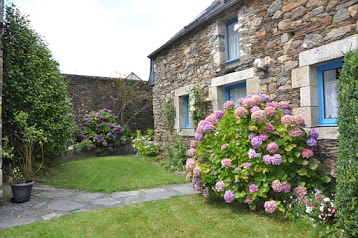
top-left (151, 0), bottom-right (358, 162)
top-left (65, 74), bottom-right (154, 133)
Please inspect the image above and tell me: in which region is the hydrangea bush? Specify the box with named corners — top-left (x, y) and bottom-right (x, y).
top-left (77, 109), bottom-right (123, 155)
top-left (132, 129), bottom-right (159, 156)
top-left (186, 94), bottom-right (334, 213)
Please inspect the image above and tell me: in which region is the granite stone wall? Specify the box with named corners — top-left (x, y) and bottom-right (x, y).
top-left (65, 74), bottom-right (154, 133)
top-left (0, 0), bottom-right (4, 200)
top-left (151, 0), bottom-right (358, 162)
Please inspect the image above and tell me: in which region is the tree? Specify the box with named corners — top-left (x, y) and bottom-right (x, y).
top-left (3, 4), bottom-right (75, 161)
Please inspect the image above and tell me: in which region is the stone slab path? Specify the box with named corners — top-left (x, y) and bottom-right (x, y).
top-left (0, 183), bottom-right (198, 230)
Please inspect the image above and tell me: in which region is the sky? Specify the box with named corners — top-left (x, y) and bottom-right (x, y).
top-left (6, 0), bottom-right (214, 80)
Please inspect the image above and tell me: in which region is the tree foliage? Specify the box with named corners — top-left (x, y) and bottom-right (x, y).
top-left (336, 49), bottom-right (358, 237)
top-left (3, 4), bottom-right (75, 160)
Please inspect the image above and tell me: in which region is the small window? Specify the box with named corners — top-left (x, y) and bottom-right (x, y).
top-left (226, 18), bottom-right (240, 63)
top-left (317, 60), bottom-right (343, 126)
top-left (225, 82), bottom-right (247, 107)
top-left (183, 95), bottom-right (191, 128)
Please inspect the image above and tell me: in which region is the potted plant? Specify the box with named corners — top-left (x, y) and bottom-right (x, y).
top-left (8, 166), bottom-right (34, 203)
top-left (7, 112), bottom-right (47, 203)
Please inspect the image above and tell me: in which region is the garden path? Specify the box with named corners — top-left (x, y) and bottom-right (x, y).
top-left (0, 182), bottom-right (198, 229)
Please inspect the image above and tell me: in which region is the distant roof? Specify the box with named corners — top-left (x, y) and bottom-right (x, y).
top-left (125, 72), bottom-right (142, 81)
top-left (148, 0), bottom-right (239, 59)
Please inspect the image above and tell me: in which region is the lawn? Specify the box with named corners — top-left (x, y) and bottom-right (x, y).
top-left (36, 155), bottom-right (185, 193)
top-left (0, 195), bottom-right (319, 238)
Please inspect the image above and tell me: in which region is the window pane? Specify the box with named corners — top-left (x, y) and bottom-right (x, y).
top-left (229, 87), bottom-right (246, 107)
top-left (323, 69), bottom-right (339, 119)
top-left (227, 22), bottom-right (239, 60)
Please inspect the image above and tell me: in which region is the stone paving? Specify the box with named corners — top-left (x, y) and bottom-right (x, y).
top-left (0, 182), bottom-right (198, 230)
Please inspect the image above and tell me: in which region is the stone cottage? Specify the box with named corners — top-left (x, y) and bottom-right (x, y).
top-left (147, 0), bottom-right (358, 165)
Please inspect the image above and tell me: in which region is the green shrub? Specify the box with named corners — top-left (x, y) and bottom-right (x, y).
top-left (336, 49), bottom-right (358, 237)
top-left (132, 129), bottom-right (159, 156)
top-left (77, 109), bottom-right (123, 155)
top-left (186, 94), bottom-right (334, 213)
top-left (3, 4), bottom-right (75, 159)
top-left (161, 135), bottom-right (189, 171)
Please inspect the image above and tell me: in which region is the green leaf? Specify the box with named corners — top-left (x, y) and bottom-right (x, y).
top-left (308, 161), bottom-right (318, 170)
top-left (321, 175), bottom-right (331, 183)
top-left (285, 144), bottom-right (296, 152)
top-left (249, 203), bottom-right (257, 210)
top-left (298, 168), bottom-right (307, 176)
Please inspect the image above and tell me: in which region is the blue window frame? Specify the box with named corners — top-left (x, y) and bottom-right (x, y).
top-left (317, 60), bottom-right (343, 126)
top-left (225, 82), bottom-right (247, 107)
top-left (183, 95), bottom-right (191, 128)
top-left (226, 18), bottom-right (240, 63)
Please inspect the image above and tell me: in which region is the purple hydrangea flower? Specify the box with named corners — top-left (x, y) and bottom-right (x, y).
top-left (259, 133), bottom-right (268, 141)
top-left (248, 149), bottom-right (258, 159)
top-left (202, 121), bottom-right (214, 132)
top-left (243, 162), bottom-right (252, 169)
top-left (307, 138), bottom-right (317, 147)
top-left (250, 106), bottom-right (261, 113)
top-left (195, 133), bottom-right (203, 141)
top-left (271, 154), bottom-right (282, 165)
top-left (215, 180), bottom-right (224, 192)
top-left (203, 189), bottom-right (209, 197)
top-left (249, 184), bottom-right (258, 193)
top-left (281, 103), bottom-right (289, 109)
top-left (284, 109), bottom-right (292, 115)
top-left (251, 136), bottom-right (262, 149)
top-left (263, 155), bottom-right (272, 165)
top-left (224, 190), bottom-right (235, 203)
top-left (248, 133), bottom-right (257, 140)
top-left (214, 110), bottom-right (224, 119)
top-left (264, 200), bottom-right (278, 213)
top-left (310, 128), bottom-right (319, 139)
top-left (234, 167), bottom-right (241, 172)
top-left (259, 94), bottom-right (270, 103)
top-left (282, 183), bottom-right (291, 193)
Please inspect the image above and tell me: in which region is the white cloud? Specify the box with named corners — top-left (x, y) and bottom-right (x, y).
top-left (8, 0), bottom-right (214, 80)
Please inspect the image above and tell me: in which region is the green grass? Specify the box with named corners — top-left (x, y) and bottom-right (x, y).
top-left (36, 155), bottom-right (185, 193)
top-left (0, 195), bottom-right (319, 238)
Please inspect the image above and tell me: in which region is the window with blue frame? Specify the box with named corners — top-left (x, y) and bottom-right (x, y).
top-left (317, 60), bottom-right (343, 126)
top-left (183, 95), bottom-right (191, 128)
top-left (226, 18), bottom-right (240, 63)
top-left (225, 82), bottom-right (247, 107)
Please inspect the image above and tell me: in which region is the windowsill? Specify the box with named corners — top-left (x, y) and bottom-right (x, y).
top-left (225, 58), bottom-right (240, 64)
top-left (177, 128), bottom-right (195, 137)
top-left (308, 127), bottom-right (338, 140)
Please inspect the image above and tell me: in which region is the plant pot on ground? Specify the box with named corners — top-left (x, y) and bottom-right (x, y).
top-left (8, 167), bottom-right (34, 203)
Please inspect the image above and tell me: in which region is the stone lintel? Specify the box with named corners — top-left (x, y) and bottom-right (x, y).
top-left (211, 68), bottom-right (254, 87)
top-left (299, 35), bottom-right (358, 67)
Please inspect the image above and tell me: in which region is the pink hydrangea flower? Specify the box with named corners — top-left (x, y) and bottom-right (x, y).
top-left (249, 184), bottom-right (258, 193)
top-left (242, 98), bottom-right (257, 108)
top-left (264, 106), bottom-right (276, 116)
top-left (215, 180), bottom-right (224, 192)
top-left (193, 179), bottom-right (202, 191)
top-left (282, 183), bottom-right (291, 193)
top-left (301, 148), bottom-right (314, 158)
top-left (205, 114), bottom-right (219, 124)
top-left (245, 196), bottom-right (253, 204)
top-left (250, 106), bottom-right (261, 113)
top-left (264, 200), bottom-right (278, 213)
top-left (248, 149), bottom-right (260, 159)
top-left (221, 144), bottom-right (228, 150)
top-left (193, 166), bottom-right (202, 177)
top-left (221, 158), bottom-right (231, 168)
top-left (223, 101), bottom-right (235, 109)
top-left (186, 148), bottom-right (197, 157)
top-left (195, 126), bottom-right (205, 134)
top-left (259, 133), bottom-right (268, 141)
top-left (185, 158), bottom-right (195, 171)
top-left (271, 180), bottom-right (282, 192)
top-left (293, 185), bottom-right (307, 198)
top-left (281, 115), bottom-right (294, 125)
top-left (190, 140), bottom-right (199, 148)
top-left (265, 122), bottom-right (275, 132)
top-left (185, 173), bottom-right (192, 181)
top-left (224, 190), bottom-right (235, 203)
top-left (251, 110), bottom-right (266, 122)
top-left (288, 127), bottom-right (305, 138)
top-left (235, 107), bottom-right (249, 117)
top-left (266, 101), bottom-right (281, 109)
top-left (267, 142), bottom-right (279, 154)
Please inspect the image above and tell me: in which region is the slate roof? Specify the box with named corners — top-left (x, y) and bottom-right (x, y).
top-left (147, 0), bottom-right (240, 85)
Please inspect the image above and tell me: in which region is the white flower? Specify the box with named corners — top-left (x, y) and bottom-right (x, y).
top-left (190, 106), bottom-right (196, 112)
top-left (204, 98), bottom-right (210, 102)
top-left (320, 206), bottom-right (324, 212)
top-left (323, 197), bottom-right (330, 202)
